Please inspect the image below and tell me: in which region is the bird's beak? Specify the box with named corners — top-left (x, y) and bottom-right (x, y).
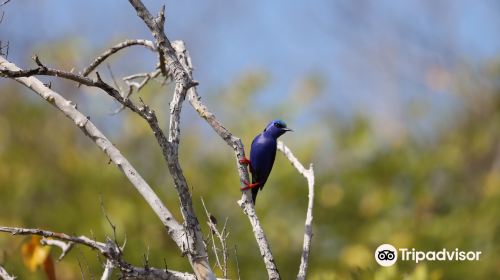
top-left (284, 128), bottom-right (293, 132)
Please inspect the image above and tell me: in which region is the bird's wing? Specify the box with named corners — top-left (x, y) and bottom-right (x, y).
top-left (249, 135), bottom-right (277, 190)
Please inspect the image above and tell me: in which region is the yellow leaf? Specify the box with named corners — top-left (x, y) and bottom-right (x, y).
top-left (21, 236), bottom-right (51, 272)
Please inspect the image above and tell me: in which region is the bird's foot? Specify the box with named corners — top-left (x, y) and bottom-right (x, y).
top-left (240, 180), bottom-right (260, 191)
top-left (238, 157), bottom-right (251, 165)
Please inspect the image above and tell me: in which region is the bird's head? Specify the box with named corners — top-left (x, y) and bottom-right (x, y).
top-left (263, 119), bottom-right (292, 138)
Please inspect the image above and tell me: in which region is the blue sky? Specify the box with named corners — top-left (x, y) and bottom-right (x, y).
top-left (1, 0), bottom-right (499, 142)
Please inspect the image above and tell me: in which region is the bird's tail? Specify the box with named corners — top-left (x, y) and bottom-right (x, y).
top-left (252, 187), bottom-right (259, 205)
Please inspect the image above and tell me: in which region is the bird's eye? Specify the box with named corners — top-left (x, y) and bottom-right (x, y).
top-left (274, 122), bottom-right (280, 128)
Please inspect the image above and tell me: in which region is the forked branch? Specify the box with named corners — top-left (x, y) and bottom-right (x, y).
top-left (171, 41), bottom-right (281, 279)
top-left (0, 1), bottom-right (316, 278)
top-left (0, 56), bottom-right (187, 252)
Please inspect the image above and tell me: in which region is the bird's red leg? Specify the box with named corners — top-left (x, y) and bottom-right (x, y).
top-left (238, 156), bottom-right (251, 165)
top-left (240, 180), bottom-right (260, 191)
top-left (239, 156), bottom-right (254, 172)
top-left (239, 157), bottom-right (257, 190)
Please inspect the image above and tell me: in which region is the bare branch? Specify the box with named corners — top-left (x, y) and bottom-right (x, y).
top-left (100, 260), bottom-right (114, 280)
top-left (0, 265), bottom-right (15, 280)
top-left (277, 141), bottom-right (315, 280)
top-left (41, 238), bottom-right (74, 261)
top-left (2, 38), bottom-right (208, 280)
top-left (128, 0), bottom-right (195, 87)
top-left (220, 218), bottom-right (229, 279)
top-left (1, 3), bottom-right (315, 279)
top-left (82, 39), bottom-right (155, 77)
top-left (127, 2), bottom-right (211, 279)
top-left (105, 63), bottom-right (123, 93)
top-left (0, 56), bottom-right (188, 251)
top-left (171, 40), bottom-right (281, 279)
top-left (123, 69), bottom-right (162, 93)
top-left (200, 198), bottom-right (229, 278)
top-left (0, 41), bottom-right (8, 58)
top-left (100, 196), bottom-right (124, 258)
top-left (0, 55), bottom-right (146, 117)
top-left (0, 0), bottom-right (11, 7)
top-left (0, 226), bottom-right (200, 280)
top-left (201, 198), bottom-right (222, 271)
top-left (114, 68), bottom-right (162, 114)
top-left (0, 226), bottom-right (109, 253)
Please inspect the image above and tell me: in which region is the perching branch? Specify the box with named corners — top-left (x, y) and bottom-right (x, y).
top-left (1, 13), bottom-right (210, 280)
top-left (171, 41), bottom-right (281, 279)
top-left (0, 226), bottom-right (200, 280)
top-left (1, 1), bottom-right (316, 278)
top-left (277, 141), bottom-right (315, 280)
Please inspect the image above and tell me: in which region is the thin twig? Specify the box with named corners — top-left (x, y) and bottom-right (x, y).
top-left (105, 63), bottom-right (123, 93)
top-left (77, 259), bottom-right (85, 280)
top-left (99, 196), bottom-right (122, 256)
top-left (78, 246), bottom-right (95, 280)
top-left (113, 68), bottom-right (162, 114)
top-left (233, 246), bottom-right (240, 280)
top-left (82, 39), bottom-right (155, 77)
top-left (200, 198), bottom-right (226, 275)
top-left (123, 68), bottom-right (162, 92)
top-left (221, 218), bottom-right (228, 279)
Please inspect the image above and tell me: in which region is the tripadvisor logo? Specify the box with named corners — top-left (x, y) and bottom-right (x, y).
top-left (375, 244), bottom-right (482, 266)
top-left (375, 244), bottom-right (398, 266)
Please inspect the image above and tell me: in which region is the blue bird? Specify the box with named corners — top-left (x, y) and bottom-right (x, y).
top-left (240, 120), bottom-right (292, 204)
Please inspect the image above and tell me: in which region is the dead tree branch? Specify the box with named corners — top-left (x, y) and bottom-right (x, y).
top-left (82, 39), bottom-right (155, 77)
top-left (0, 56), bottom-right (188, 252)
top-left (0, 42), bottom-right (210, 279)
top-left (0, 1), bottom-right (315, 278)
top-left (127, 1), bottom-right (212, 279)
top-left (171, 41), bottom-right (281, 279)
top-left (201, 198), bottom-right (229, 278)
top-left (277, 141), bottom-right (315, 280)
top-left (123, 69), bottom-right (162, 94)
top-left (0, 226), bottom-right (201, 280)
top-left (0, 0), bottom-right (11, 7)
top-left (0, 265), bottom-right (15, 280)
top-left (100, 260), bottom-right (114, 280)
top-left (40, 238), bottom-right (74, 261)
